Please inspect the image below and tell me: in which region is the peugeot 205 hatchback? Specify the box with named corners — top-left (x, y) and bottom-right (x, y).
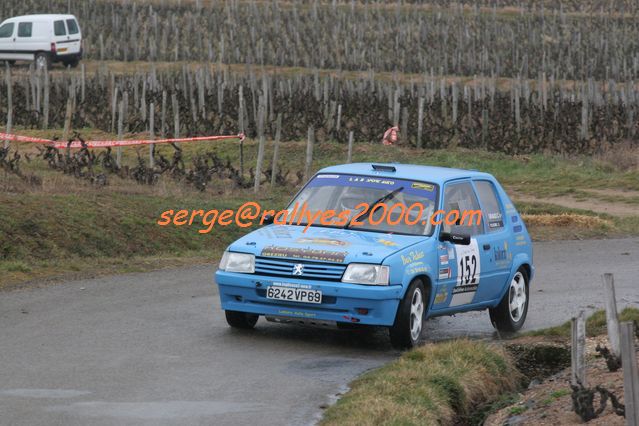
top-left (215, 163), bottom-right (534, 349)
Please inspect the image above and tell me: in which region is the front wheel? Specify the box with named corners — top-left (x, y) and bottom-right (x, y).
top-left (34, 52), bottom-right (50, 70)
top-left (389, 279), bottom-right (426, 350)
top-left (489, 268), bottom-right (529, 332)
top-left (225, 310), bottom-right (258, 329)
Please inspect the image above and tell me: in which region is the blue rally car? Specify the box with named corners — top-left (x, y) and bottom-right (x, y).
top-left (215, 163), bottom-right (534, 349)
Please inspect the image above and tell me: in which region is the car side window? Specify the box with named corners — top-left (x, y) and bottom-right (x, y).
top-left (54, 20), bottom-right (66, 36)
top-left (66, 19), bottom-right (79, 35)
top-left (18, 22), bottom-right (32, 38)
top-left (475, 180), bottom-right (505, 232)
top-left (0, 23), bottom-right (15, 38)
top-left (442, 182), bottom-right (483, 236)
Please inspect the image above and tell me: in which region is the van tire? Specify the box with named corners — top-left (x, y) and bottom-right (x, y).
top-left (389, 279), bottom-right (426, 350)
top-left (225, 310), bottom-right (258, 329)
top-left (5, 60), bottom-right (15, 66)
top-left (35, 52), bottom-right (51, 70)
top-left (63, 58), bottom-right (80, 68)
top-left (489, 268), bottom-right (529, 332)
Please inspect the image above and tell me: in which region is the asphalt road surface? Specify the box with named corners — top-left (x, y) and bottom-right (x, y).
top-left (1, 238), bottom-right (638, 426)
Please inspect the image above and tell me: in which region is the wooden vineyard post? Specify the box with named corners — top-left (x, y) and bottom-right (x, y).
top-left (4, 63), bottom-right (12, 148)
top-left (602, 273), bottom-right (621, 358)
top-left (238, 85), bottom-right (245, 178)
top-left (571, 310), bottom-right (587, 387)
top-left (620, 321), bottom-right (639, 425)
top-left (149, 102), bottom-right (155, 168)
top-left (417, 97), bottom-right (424, 149)
top-left (253, 103), bottom-right (266, 194)
top-left (346, 131), bottom-right (354, 163)
top-left (117, 99), bottom-right (124, 167)
top-left (304, 126), bottom-right (314, 182)
top-left (42, 67), bottom-right (49, 129)
top-left (172, 93), bottom-right (179, 139)
top-left (270, 113), bottom-right (282, 188)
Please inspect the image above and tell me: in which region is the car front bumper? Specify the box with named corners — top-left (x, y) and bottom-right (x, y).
top-left (215, 271), bottom-right (403, 326)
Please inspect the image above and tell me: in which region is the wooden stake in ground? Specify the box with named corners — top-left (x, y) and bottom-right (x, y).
top-left (620, 321), bottom-right (639, 425)
top-left (4, 63), bottom-right (12, 148)
top-left (602, 273), bottom-right (621, 358)
top-left (346, 131), bottom-right (354, 163)
top-left (253, 103), bottom-right (266, 194)
top-left (149, 102), bottom-right (155, 168)
top-left (304, 126), bottom-right (314, 181)
top-left (270, 113), bottom-right (282, 188)
top-left (571, 310), bottom-right (587, 387)
top-left (117, 99), bottom-right (124, 167)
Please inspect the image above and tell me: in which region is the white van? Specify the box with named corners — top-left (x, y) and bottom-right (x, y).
top-left (0, 14), bottom-right (82, 69)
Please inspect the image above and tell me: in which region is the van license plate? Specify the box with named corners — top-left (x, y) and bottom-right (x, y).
top-left (266, 286), bottom-right (322, 304)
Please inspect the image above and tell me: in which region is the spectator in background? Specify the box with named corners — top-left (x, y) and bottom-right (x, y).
top-left (382, 125), bottom-right (399, 145)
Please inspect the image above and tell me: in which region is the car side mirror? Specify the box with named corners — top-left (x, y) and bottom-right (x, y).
top-left (262, 214), bottom-right (274, 225)
top-left (439, 232), bottom-right (470, 245)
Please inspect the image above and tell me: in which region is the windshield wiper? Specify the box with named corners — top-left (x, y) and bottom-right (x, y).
top-left (344, 186), bottom-right (404, 229)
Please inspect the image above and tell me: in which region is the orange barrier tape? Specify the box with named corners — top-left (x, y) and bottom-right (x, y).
top-left (0, 132), bottom-right (246, 149)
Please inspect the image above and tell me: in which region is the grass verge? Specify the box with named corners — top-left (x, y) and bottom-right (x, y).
top-left (523, 307), bottom-right (639, 338)
top-left (320, 339), bottom-right (520, 426)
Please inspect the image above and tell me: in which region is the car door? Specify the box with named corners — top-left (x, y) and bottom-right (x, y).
top-left (433, 180), bottom-right (487, 309)
top-left (0, 21), bottom-right (16, 59)
top-left (52, 19), bottom-right (68, 54)
top-left (14, 21), bottom-right (36, 60)
top-left (472, 179), bottom-right (513, 302)
top-left (62, 18), bottom-right (81, 55)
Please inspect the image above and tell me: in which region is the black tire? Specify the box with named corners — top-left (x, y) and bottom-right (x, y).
top-left (489, 268), bottom-right (529, 332)
top-left (35, 52), bottom-right (51, 70)
top-left (225, 310), bottom-right (258, 329)
top-left (63, 58), bottom-right (80, 68)
top-left (389, 279), bottom-right (426, 350)
top-left (6, 60), bottom-right (15, 65)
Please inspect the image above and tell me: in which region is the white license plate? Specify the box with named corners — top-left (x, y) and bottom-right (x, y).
top-left (266, 286), bottom-right (322, 304)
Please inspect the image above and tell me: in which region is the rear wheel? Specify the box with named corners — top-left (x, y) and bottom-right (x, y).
top-left (225, 310), bottom-right (258, 329)
top-left (35, 52), bottom-right (50, 70)
top-left (389, 279), bottom-right (426, 350)
top-left (489, 268), bottom-right (529, 332)
top-left (63, 58), bottom-right (80, 68)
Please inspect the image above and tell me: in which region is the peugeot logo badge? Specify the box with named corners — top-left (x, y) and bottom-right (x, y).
top-left (292, 264), bottom-right (304, 276)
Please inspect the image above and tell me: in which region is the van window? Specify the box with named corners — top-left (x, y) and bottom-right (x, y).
top-left (474, 181), bottom-right (505, 232)
top-left (0, 22), bottom-right (14, 38)
top-left (18, 22), bottom-right (33, 37)
top-left (54, 20), bottom-right (66, 36)
top-left (66, 19), bottom-right (79, 35)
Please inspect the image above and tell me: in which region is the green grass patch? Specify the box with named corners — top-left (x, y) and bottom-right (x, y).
top-left (523, 307), bottom-right (639, 338)
top-left (320, 340), bottom-right (520, 426)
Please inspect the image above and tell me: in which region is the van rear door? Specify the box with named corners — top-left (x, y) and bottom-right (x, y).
top-left (53, 18), bottom-right (81, 57)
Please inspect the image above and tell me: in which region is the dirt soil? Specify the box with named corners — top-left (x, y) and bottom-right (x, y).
top-left (487, 335), bottom-right (638, 425)
top-left (513, 194), bottom-right (639, 218)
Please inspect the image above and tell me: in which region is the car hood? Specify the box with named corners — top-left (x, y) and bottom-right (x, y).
top-left (227, 225), bottom-right (427, 264)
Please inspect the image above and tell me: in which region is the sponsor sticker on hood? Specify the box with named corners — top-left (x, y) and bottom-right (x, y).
top-left (261, 245), bottom-right (348, 263)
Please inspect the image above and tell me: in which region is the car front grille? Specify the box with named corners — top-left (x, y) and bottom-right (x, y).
top-left (254, 256), bottom-right (346, 281)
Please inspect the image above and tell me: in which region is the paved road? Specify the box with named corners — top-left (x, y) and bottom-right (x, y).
top-left (1, 238), bottom-right (638, 426)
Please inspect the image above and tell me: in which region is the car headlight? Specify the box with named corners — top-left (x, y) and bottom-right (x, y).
top-left (219, 252), bottom-right (255, 273)
top-left (342, 264), bottom-right (390, 285)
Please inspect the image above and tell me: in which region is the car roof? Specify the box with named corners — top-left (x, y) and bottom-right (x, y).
top-left (317, 162), bottom-right (494, 185)
top-left (4, 14), bottom-right (76, 21)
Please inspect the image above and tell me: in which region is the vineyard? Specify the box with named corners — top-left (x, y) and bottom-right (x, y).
top-left (0, 0), bottom-right (638, 172)
top-left (1, 63), bottom-right (638, 156)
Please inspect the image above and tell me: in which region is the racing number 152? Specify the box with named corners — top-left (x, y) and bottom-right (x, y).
top-left (459, 255), bottom-right (477, 284)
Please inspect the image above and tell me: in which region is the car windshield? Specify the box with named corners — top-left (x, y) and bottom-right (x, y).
top-left (288, 173), bottom-right (439, 235)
